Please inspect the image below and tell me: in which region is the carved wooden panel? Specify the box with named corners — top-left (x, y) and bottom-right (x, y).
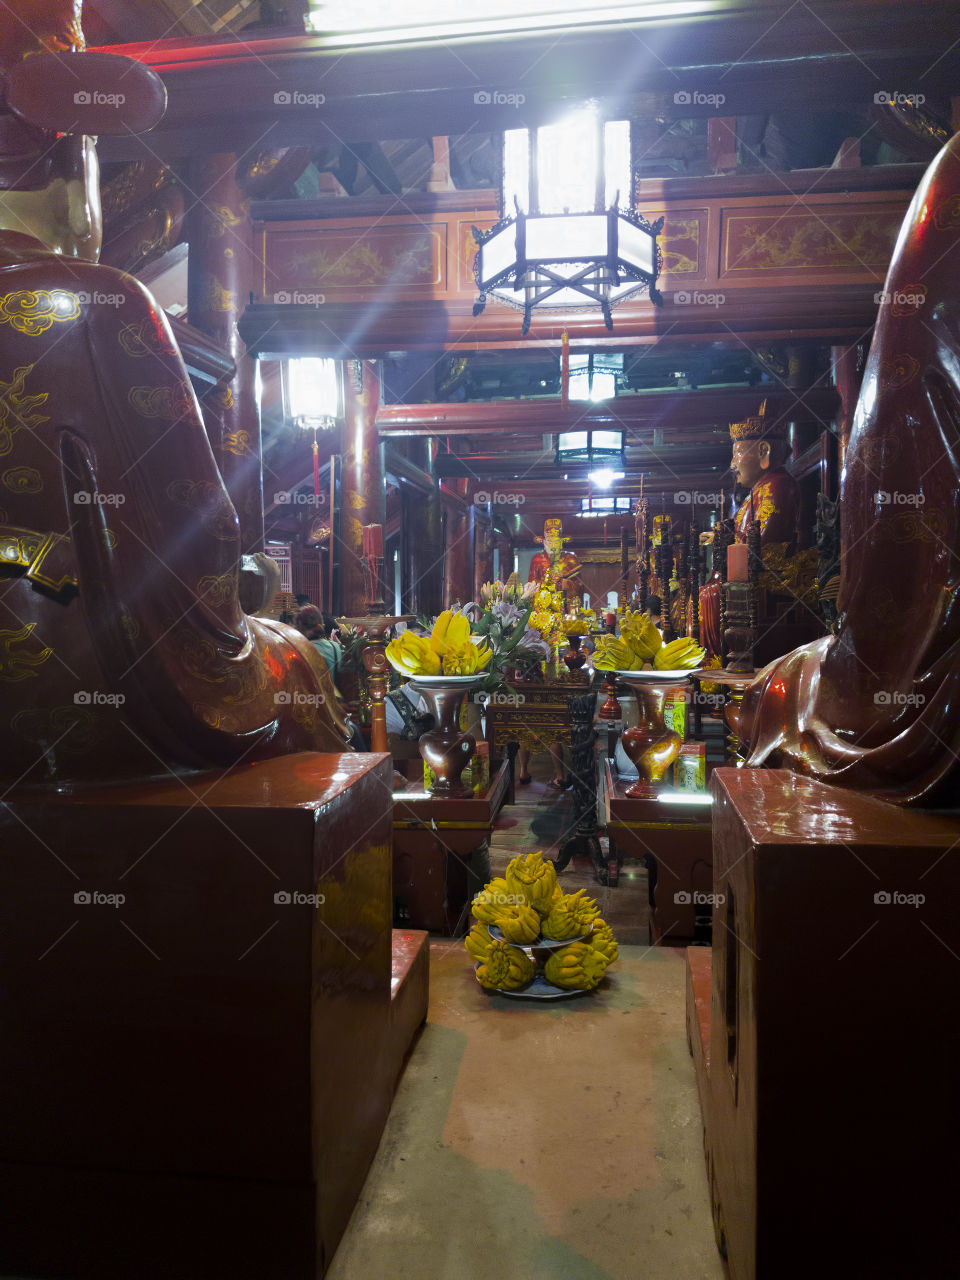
top-left (721, 206), bottom-right (902, 278)
top-left (259, 219), bottom-right (447, 298)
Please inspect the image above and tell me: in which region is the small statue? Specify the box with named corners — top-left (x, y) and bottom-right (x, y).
top-left (729, 400), bottom-right (801, 548)
top-left (528, 517), bottom-right (585, 606)
top-left (0, 0), bottom-right (350, 787)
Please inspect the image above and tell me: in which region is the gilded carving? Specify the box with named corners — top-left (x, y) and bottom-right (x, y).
top-left (121, 610), bottom-right (140, 641)
top-left (11, 705), bottom-right (99, 754)
top-left (119, 315), bottom-right (178, 359)
top-left (0, 622), bottom-right (53, 681)
top-left (285, 233), bottom-right (435, 288)
top-left (877, 354), bottom-right (920, 389)
top-left (209, 204), bottom-right (247, 238)
top-left (933, 194), bottom-right (960, 231)
top-left (0, 289), bottom-right (80, 335)
top-left (875, 507), bottom-right (947, 544)
top-left (166, 477), bottom-right (238, 541)
top-left (197, 572), bottom-right (236, 607)
top-left (659, 217), bottom-right (700, 274)
top-left (222, 429), bottom-right (252, 456)
top-left (0, 365), bottom-right (49, 457)
top-left (195, 274), bottom-right (239, 315)
top-left (128, 383), bottom-right (196, 421)
top-left (215, 386), bottom-right (235, 411)
top-left (2, 465), bottom-right (42, 493)
top-left (725, 212), bottom-right (900, 273)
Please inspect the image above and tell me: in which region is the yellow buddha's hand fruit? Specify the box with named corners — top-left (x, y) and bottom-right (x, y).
top-left (494, 901), bottom-right (541, 945)
top-left (385, 631), bottom-right (441, 676)
top-left (464, 921), bottom-right (493, 963)
top-left (544, 941), bottom-right (610, 990)
top-left (592, 636), bottom-right (636, 671)
top-left (589, 918), bottom-right (619, 964)
top-left (541, 889), bottom-right (601, 940)
top-left (471, 876), bottom-right (520, 923)
top-left (619, 611), bottom-right (663, 661)
top-left (653, 637), bottom-right (705, 670)
top-left (476, 939), bottom-right (535, 991)
top-left (504, 851), bottom-right (558, 917)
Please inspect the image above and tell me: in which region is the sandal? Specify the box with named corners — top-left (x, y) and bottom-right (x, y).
top-left (518, 773), bottom-right (533, 785)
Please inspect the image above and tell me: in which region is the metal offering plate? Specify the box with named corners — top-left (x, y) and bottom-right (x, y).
top-left (613, 668), bottom-right (704, 681)
top-left (488, 924), bottom-right (593, 951)
top-left (475, 965), bottom-right (590, 1001)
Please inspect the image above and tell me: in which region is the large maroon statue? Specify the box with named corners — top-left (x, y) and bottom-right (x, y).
top-left (0, 0), bottom-right (350, 785)
top-left (734, 130), bottom-right (960, 805)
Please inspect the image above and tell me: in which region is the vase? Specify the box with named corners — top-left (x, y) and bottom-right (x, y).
top-left (562, 633), bottom-right (586, 672)
top-left (408, 675), bottom-right (483, 797)
top-left (617, 674), bottom-right (685, 798)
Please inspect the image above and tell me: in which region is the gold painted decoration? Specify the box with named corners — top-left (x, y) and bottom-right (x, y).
top-left (128, 383), bottom-right (196, 421)
top-left (11, 705), bottom-right (99, 755)
top-left (2, 465), bottom-right (41, 493)
top-left (758, 543), bottom-right (818, 603)
top-left (215, 386), bottom-right (235, 411)
top-left (877, 355), bottom-right (920, 390)
top-left (118, 315), bottom-right (178, 359)
top-left (197, 572), bottom-right (236, 608)
top-left (166, 478), bottom-right (238, 541)
top-left (659, 216), bottom-right (700, 274)
top-left (0, 289), bottom-right (80, 335)
top-left (222, 429), bottom-right (252, 456)
top-left (933, 195), bottom-right (960, 231)
top-left (210, 204), bottom-right (247, 238)
top-left (0, 622), bottom-right (53, 681)
top-left (0, 364), bottom-right (49, 456)
top-left (196, 274), bottom-right (239, 314)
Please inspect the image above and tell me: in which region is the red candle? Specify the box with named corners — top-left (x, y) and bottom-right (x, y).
top-left (727, 542), bottom-right (749, 581)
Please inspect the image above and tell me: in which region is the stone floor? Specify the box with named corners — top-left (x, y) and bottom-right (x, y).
top-left (327, 750), bottom-right (725, 1280)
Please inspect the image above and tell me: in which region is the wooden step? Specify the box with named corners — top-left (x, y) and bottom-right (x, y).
top-left (686, 944), bottom-right (712, 1128)
top-left (387, 929), bottom-right (429, 1090)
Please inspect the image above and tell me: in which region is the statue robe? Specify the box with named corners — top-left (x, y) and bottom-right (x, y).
top-left (0, 231), bottom-right (349, 786)
top-left (734, 132), bottom-right (960, 804)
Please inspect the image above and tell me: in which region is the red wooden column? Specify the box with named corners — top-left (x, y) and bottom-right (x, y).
top-left (831, 341), bottom-right (865, 472)
top-left (442, 479), bottom-right (474, 605)
top-left (341, 359), bottom-right (385, 617)
top-left (187, 153), bottom-right (263, 553)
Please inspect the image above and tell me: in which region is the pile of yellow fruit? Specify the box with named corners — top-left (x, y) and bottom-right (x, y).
top-left (465, 851), bottom-right (619, 993)
top-left (386, 609), bottom-right (493, 677)
top-left (592, 609), bottom-right (705, 672)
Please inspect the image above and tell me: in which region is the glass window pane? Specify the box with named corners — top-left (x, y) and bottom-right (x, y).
top-left (557, 430), bottom-right (589, 455)
top-left (537, 106), bottom-right (598, 214)
top-left (288, 358), bottom-right (339, 423)
top-left (604, 120), bottom-right (631, 209)
top-left (503, 128), bottom-right (529, 215)
top-left (591, 429), bottom-right (623, 453)
top-left (525, 213), bottom-right (608, 259)
top-left (617, 215), bottom-right (655, 275)
top-left (479, 222), bottom-right (518, 285)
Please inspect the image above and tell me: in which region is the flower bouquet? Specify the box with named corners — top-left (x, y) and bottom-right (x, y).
top-left (465, 852), bottom-right (619, 998)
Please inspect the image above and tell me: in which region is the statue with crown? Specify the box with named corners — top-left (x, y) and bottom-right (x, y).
top-left (0, 0), bottom-right (349, 789)
top-left (529, 517), bottom-right (585, 604)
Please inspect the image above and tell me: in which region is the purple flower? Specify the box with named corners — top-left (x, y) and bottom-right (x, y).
top-left (491, 601), bottom-right (522, 627)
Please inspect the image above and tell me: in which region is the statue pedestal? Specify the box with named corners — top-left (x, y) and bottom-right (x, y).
top-left (0, 753), bottom-right (426, 1279)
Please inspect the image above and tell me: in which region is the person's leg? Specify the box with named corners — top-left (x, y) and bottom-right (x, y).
top-left (517, 747), bottom-right (533, 783)
top-left (550, 743), bottom-right (566, 786)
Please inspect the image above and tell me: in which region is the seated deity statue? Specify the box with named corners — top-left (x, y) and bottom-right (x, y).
top-left (0, 0), bottom-right (350, 786)
top-left (733, 129), bottom-right (960, 805)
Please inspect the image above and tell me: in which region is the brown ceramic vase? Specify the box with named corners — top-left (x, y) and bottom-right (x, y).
top-left (618, 676), bottom-right (684, 798)
top-left (562, 633), bottom-right (587, 671)
top-left (408, 675), bottom-right (483, 797)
